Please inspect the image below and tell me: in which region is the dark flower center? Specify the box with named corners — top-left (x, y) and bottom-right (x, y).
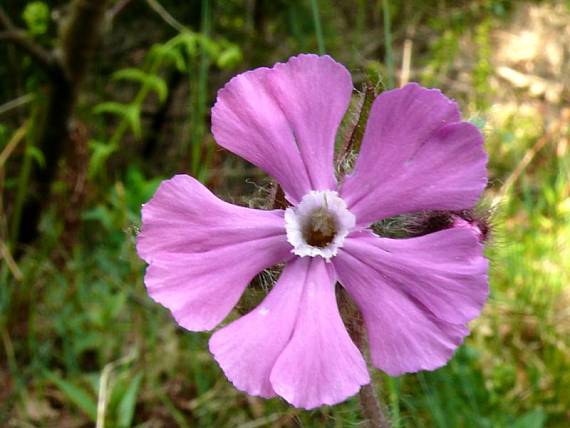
top-left (303, 208), bottom-right (337, 248)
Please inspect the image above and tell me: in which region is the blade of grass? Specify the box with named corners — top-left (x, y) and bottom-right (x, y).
top-left (191, 0), bottom-right (211, 178)
top-left (0, 122), bottom-right (28, 169)
top-left (382, 0), bottom-right (395, 88)
top-left (418, 373), bottom-right (447, 428)
top-left (46, 371), bottom-right (98, 421)
top-left (10, 104), bottom-right (40, 244)
top-left (146, 0), bottom-right (186, 32)
top-left (356, 0), bottom-right (366, 51)
top-left (387, 376), bottom-right (401, 428)
top-left (0, 93), bottom-right (33, 117)
top-left (310, 0), bottom-right (326, 54)
top-left (117, 372), bottom-right (143, 428)
top-left (0, 240), bottom-right (22, 281)
top-left (288, 4), bottom-right (305, 50)
top-left (96, 351), bottom-right (137, 428)
top-left (160, 393), bottom-right (192, 428)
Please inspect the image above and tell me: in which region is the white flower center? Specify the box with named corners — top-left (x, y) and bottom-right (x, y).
top-left (285, 190), bottom-right (355, 261)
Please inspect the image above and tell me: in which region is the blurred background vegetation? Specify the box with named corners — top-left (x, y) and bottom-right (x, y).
top-left (1, 0), bottom-right (569, 426)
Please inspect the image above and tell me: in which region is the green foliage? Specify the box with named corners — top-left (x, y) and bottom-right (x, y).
top-left (44, 371), bottom-right (98, 421)
top-left (148, 43), bottom-right (186, 72)
top-left (1, 1), bottom-right (569, 427)
top-left (94, 102), bottom-right (143, 138)
top-left (25, 144), bottom-right (45, 168)
top-left (215, 44), bottom-right (243, 69)
top-left (112, 68), bottom-right (169, 103)
top-left (115, 372), bottom-right (143, 428)
top-left (473, 18), bottom-right (493, 109)
top-left (22, 1), bottom-right (50, 37)
top-left (84, 166), bottom-right (162, 241)
top-left (421, 29), bottom-right (461, 86)
top-left (88, 29), bottom-right (242, 179)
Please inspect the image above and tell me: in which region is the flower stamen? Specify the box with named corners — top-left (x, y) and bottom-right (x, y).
top-left (303, 208), bottom-right (337, 247)
top-left (285, 190), bottom-right (355, 260)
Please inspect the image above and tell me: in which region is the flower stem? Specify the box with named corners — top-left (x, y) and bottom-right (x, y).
top-left (338, 289), bottom-right (391, 428)
top-left (337, 82), bottom-right (376, 172)
top-left (359, 382), bottom-right (391, 428)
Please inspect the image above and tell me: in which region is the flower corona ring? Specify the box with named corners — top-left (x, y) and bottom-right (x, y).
top-left (136, 54), bottom-right (489, 409)
top-left (285, 190), bottom-right (355, 260)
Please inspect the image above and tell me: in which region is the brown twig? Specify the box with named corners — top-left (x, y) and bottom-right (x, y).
top-left (16, 0), bottom-right (111, 248)
top-left (0, 239), bottom-right (23, 281)
top-left (0, 93), bottom-right (34, 117)
top-left (107, 0), bottom-right (134, 21)
top-left (0, 8), bottom-right (61, 80)
top-left (145, 0), bottom-right (187, 32)
top-left (492, 109), bottom-right (570, 209)
top-left (399, 38), bottom-right (413, 86)
top-left (493, 134), bottom-right (550, 206)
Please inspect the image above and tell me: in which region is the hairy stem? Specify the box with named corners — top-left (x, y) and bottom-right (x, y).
top-left (340, 84), bottom-right (376, 160)
top-left (338, 289), bottom-right (391, 428)
top-left (359, 383), bottom-right (391, 428)
top-left (270, 182), bottom-right (288, 209)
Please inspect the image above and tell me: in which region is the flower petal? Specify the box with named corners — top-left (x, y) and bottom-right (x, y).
top-left (269, 258), bottom-right (369, 409)
top-left (333, 228), bottom-right (488, 376)
top-left (212, 54), bottom-right (352, 204)
top-left (137, 175), bottom-right (291, 331)
top-left (209, 257), bottom-right (310, 398)
top-left (341, 83), bottom-right (487, 226)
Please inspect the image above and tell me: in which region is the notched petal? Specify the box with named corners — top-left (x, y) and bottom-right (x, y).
top-left (334, 228), bottom-right (488, 376)
top-left (209, 258), bottom-right (309, 398)
top-left (341, 83), bottom-right (488, 226)
top-left (269, 259), bottom-right (369, 409)
top-left (212, 54), bottom-right (353, 203)
top-left (137, 175), bottom-right (291, 331)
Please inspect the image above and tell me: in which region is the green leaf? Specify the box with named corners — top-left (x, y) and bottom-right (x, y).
top-left (22, 1), bottom-right (50, 37)
top-left (149, 43), bottom-right (186, 71)
top-left (45, 372), bottom-right (97, 421)
top-left (197, 35), bottom-right (219, 57)
top-left (94, 103), bottom-right (142, 139)
top-left (123, 105), bottom-right (142, 138)
top-left (216, 45), bottom-right (243, 69)
top-left (93, 101), bottom-right (130, 117)
top-left (469, 116), bottom-right (487, 130)
top-left (88, 140), bottom-right (118, 178)
top-left (26, 145), bottom-right (45, 168)
top-left (512, 409), bottom-right (546, 428)
top-left (173, 31), bottom-right (200, 56)
top-left (112, 68), bottom-right (148, 82)
top-left (145, 75), bottom-right (168, 103)
top-left (160, 394), bottom-right (191, 428)
top-left (117, 373), bottom-right (143, 428)
top-left (112, 68), bottom-right (168, 103)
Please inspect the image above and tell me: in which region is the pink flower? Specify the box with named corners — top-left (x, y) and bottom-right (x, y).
top-left (136, 54), bottom-right (489, 409)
